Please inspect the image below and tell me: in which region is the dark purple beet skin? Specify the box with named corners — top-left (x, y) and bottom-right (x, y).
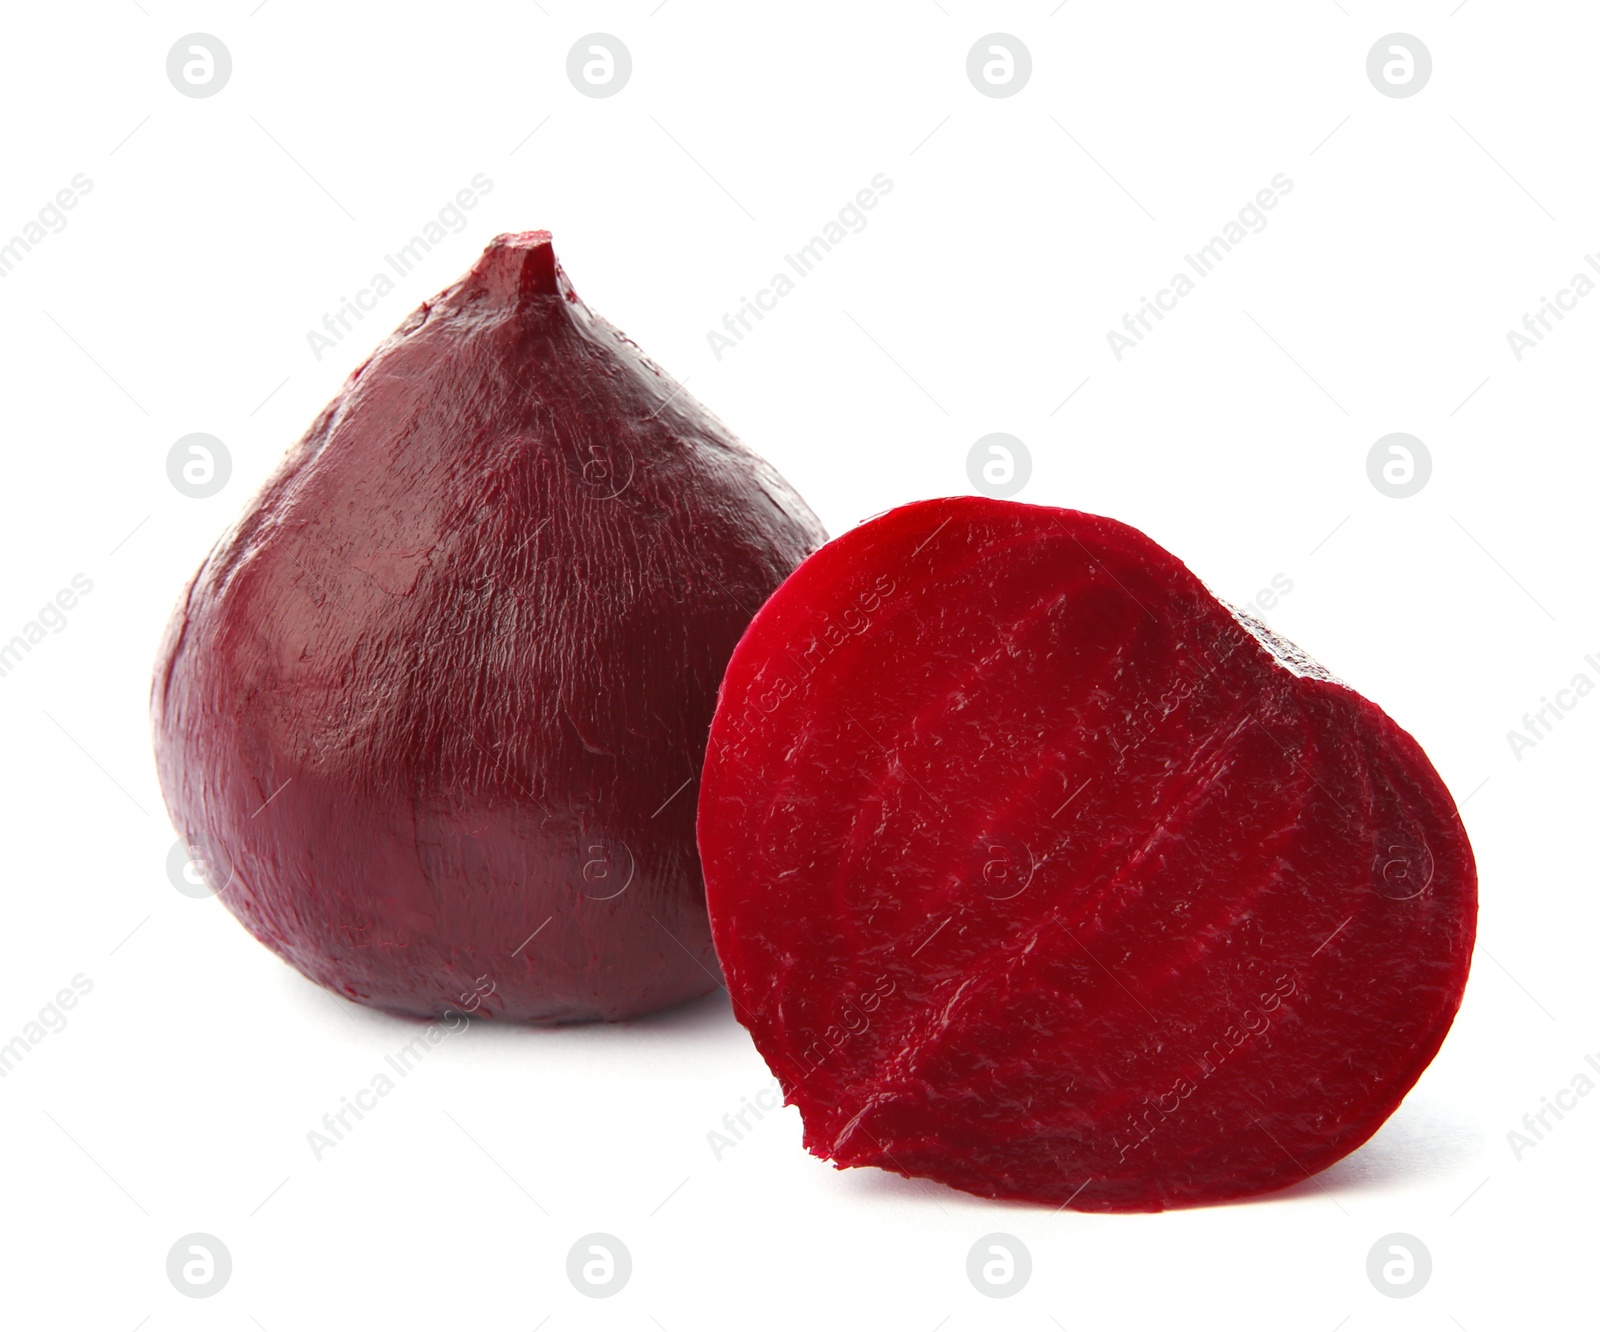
top-left (153, 232), bottom-right (825, 1023)
top-left (698, 496), bottom-right (1477, 1210)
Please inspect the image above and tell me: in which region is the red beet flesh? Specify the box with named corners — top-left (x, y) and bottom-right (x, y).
top-left (153, 232), bottom-right (824, 1022)
top-left (698, 496), bottom-right (1476, 1210)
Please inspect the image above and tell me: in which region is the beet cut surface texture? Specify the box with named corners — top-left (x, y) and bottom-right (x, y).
top-left (153, 232), bottom-right (824, 1023)
top-left (698, 496), bottom-right (1477, 1211)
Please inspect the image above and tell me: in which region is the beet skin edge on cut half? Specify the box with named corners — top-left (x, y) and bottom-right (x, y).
top-left (697, 495), bottom-right (1477, 1211)
top-left (152, 232), bottom-right (825, 1023)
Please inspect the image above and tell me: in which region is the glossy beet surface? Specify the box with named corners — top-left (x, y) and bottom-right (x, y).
top-left (153, 232), bottom-right (825, 1022)
top-left (698, 496), bottom-right (1476, 1210)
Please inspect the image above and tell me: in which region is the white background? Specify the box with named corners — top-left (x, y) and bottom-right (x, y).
top-left (0, 2), bottom-right (1594, 1327)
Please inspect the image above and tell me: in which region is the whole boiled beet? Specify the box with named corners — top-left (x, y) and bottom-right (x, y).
top-left (153, 232), bottom-right (824, 1022)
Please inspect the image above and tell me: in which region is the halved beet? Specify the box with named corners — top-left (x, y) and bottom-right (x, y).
top-left (152, 232), bottom-right (824, 1023)
top-left (697, 495), bottom-right (1476, 1210)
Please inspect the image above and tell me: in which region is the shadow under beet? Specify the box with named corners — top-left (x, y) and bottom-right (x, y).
top-left (1263, 1091), bottom-right (1488, 1206)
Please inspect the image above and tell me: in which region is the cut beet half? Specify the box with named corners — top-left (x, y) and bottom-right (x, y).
top-left (697, 495), bottom-right (1477, 1211)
